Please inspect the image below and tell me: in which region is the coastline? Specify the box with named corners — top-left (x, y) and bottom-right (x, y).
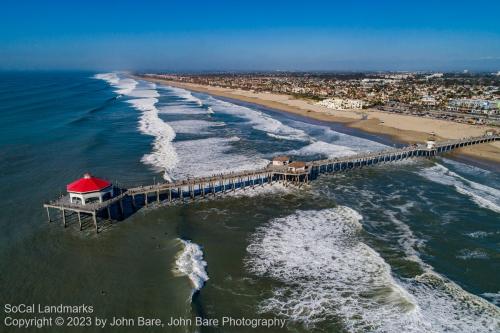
top-left (136, 75), bottom-right (500, 165)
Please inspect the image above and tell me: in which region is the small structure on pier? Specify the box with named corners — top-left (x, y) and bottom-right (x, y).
top-left (288, 161), bottom-right (307, 173)
top-left (426, 140), bottom-right (436, 149)
top-left (272, 156), bottom-right (290, 166)
top-left (67, 173), bottom-right (113, 205)
top-left (42, 134), bottom-right (499, 234)
top-left (485, 130), bottom-right (496, 136)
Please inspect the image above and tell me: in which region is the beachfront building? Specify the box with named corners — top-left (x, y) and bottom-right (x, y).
top-left (447, 99), bottom-right (500, 115)
top-left (67, 173), bottom-right (113, 205)
top-left (421, 95), bottom-right (437, 106)
top-left (272, 156), bottom-right (290, 166)
top-left (317, 98), bottom-right (365, 110)
top-left (425, 73), bottom-right (444, 80)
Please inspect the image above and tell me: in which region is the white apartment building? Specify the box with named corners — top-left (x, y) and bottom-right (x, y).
top-left (317, 98), bottom-right (365, 110)
top-left (447, 99), bottom-right (500, 115)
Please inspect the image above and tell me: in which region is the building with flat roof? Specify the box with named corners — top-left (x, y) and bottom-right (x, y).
top-left (447, 99), bottom-right (500, 115)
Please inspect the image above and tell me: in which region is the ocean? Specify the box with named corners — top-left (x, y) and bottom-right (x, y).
top-left (0, 71), bottom-right (499, 333)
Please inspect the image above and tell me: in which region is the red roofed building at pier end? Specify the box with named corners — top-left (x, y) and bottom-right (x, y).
top-left (66, 173), bottom-right (113, 205)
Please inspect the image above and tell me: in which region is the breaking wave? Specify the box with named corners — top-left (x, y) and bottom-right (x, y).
top-left (284, 141), bottom-right (358, 158)
top-left (174, 239), bottom-right (209, 297)
top-left (419, 164), bottom-right (500, 213)
top-left (482, 292), bottom-right (500, 306)
top-left (127, 98), bottom-right (178, 180)
top-left (168, 120), bottom-right (225, 135)
top-left (94, 73), bottom-right (137, 95)
top-left (158, 105), bottom-right (210, 115)
top-left (246, 207), bottom-right (500, 332)
top-left (160, 85), bottom-right (204, 106)
top-left (141, 83), bottom-right (389, 174)
top-left (202, 95), bottom-right (310, 142)
top-left (95, 73), bottom-right (178, 180)
top-left (285, 119), bottom-right (388, 153)
top-left (171, 137), bottom-right (269, 179)
top-left (196, 93), bottom-right (388, 160)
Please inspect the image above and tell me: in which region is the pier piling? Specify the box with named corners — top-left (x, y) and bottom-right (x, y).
top-left (42, 135), bottom-right (499, 234)
top-left (92, 212), bottom-right (98, 233)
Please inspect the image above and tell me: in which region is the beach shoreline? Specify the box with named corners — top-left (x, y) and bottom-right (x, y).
top-left (136, 75), bottom-right (500, 165)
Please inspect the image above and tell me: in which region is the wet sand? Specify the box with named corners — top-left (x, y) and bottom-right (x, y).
top-left (138, 76), bottom-right (500, 165)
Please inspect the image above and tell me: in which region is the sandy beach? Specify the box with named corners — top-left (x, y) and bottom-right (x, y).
top-left (138, 76), bottom-right (500, 165)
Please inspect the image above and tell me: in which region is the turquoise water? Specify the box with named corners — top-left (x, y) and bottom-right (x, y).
top-left (0, 72), bottom-right (499, 333)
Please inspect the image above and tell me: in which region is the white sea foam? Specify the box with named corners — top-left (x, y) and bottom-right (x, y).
top-left (404, 273), bottom-right (500, 332)
top-left (168, 120), bottom-right (225, 134)
top-left (246, 207), bottom-right (500, 332)
top-left (126, 98), bottom-right (178, 180)
top-left (201, 92), bottom-right (387, 159)
top-left (285, 119), bottom-right (388, 152)
top-left (158, 105), bottom-right (210, 115)
top-left (466, 231), bottom-right (496, 238)
top-left (385, 209), bottom-right (428, 266)
top-left (276, 119), bottom-right (387, 158)
top-left (284, 141), bottom-right (358, 158)
top-left (221, 181), bottom-right (291, 199)
top-left (94, 73), bottom-right (137, 95)
top-left (247, 207), bottom-right (417, 329)
top-left (203, 96), bottom-right (310, 142)
top-left (95, 73), bottom-right (178, 179)
top-left (94, 72), bottom-right (120, 84)
top-left (159, 84), bottom-right (388, 163)
top-left (482, 292), bottom-right (500, 306)
top-left (125, 88), bottom-right (160, 98)
top-left (171, 137), bottom-right (269, 179)
top-left (419, 164), bottom-right (500, 213)
top-left (441, 158), bottom-right (493, 177)
top-left (162, 86), bottom-right (203, 106)
top-left (174, 239), bottom-right (209, 295)
top-left (313, 183), bottom-right (427, 267)
top-left (456, 249), bottom-right (490, 260)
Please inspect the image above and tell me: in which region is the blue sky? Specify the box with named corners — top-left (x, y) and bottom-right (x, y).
top-left (1, 0), bottom-right (499, 71)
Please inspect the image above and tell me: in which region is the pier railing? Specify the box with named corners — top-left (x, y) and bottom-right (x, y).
top-left (43, 134), bottom-right (499, 233)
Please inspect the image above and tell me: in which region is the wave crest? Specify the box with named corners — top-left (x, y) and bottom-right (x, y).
top-left (174, 239), bottom-right (209, 297)
top-left (419, 163), bottom-right (500, 213)
top-left (246, 207), bottom-right (500, 332)
top-left (95, 73), bottom-right (178, 180)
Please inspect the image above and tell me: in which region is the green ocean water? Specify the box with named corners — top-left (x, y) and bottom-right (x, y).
top-left (0, 72), bottom-right (499, 333)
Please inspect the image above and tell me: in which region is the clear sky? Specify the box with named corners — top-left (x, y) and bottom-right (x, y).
top-left (1, 0), bottom-right (499, 71)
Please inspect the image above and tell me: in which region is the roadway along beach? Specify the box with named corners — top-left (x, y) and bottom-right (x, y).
top-left (138, 76), bottom-right (500, 165)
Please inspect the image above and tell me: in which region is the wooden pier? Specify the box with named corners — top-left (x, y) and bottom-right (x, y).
top-left (43, 134), bottom-right (499, 233)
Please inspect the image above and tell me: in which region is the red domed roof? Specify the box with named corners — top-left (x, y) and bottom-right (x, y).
top-left (67, 173), bottom-right (111, 193)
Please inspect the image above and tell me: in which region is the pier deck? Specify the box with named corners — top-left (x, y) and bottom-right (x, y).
top-left (43, 134), bottom-right (499, 233)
